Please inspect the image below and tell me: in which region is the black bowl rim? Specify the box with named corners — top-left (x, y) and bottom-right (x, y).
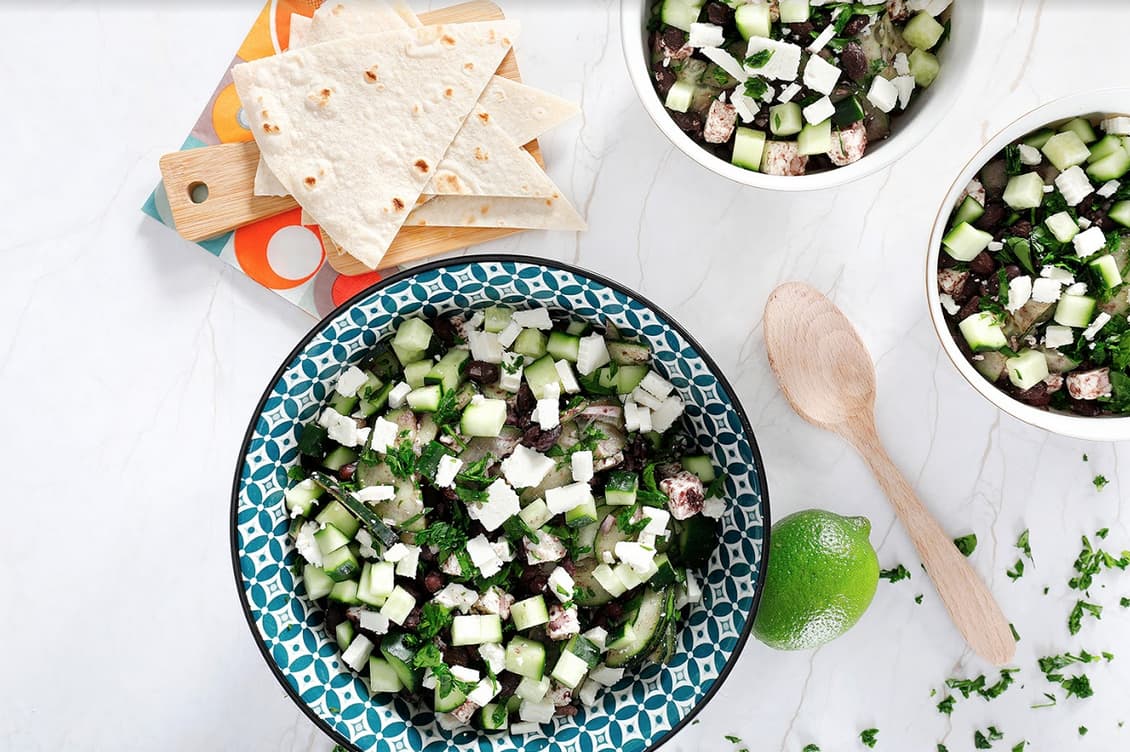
top-left (229, 253), bottom-right (771, 752)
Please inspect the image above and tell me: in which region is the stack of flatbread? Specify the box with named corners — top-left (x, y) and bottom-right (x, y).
top-left (231, 1), bottom-right (585, 271)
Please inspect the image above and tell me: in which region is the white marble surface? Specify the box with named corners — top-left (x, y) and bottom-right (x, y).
top-left (4, 1), bottom-right (1130, 750)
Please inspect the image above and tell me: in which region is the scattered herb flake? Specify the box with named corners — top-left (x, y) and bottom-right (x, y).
top-left (1079, 726), bottom-right (1089, 736)
top-left (1094, 475), bottom-right (1110, 491)
top-left (880, 564), bottom-right (911, 583)
top-left (953, 534), bottom-right (978, 556)
top-left (1010, 623), bottom-right (1020, 642)
top-left (1006, 559), bottom-right (1025, 581)
top-left (1068, 600), bottom-right (1103, 635)
top-left (744, 49), bottom-right (775, 68)
top-left (860, 728), bottom-right (878, 748)
top-left (936, 695), bottom-right (955, 715)
top-left (1016, 529), bottom-right (1032, 560)
top-left (1031, 692), bottom-right (1057, 709)
top-left (802, 746), bottom-right (820, 752)
top-left (915, 594), bottom-right (924, 605)
top-left (724, 735), bottom-right (742, 744)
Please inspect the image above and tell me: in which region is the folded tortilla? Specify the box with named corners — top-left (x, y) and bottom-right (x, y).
top-left (405, 193), bottom-right (586, 231)
top-left (232, 21), bottom-right (519, 269)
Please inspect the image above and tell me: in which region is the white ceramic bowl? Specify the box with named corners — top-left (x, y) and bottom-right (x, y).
top-left (927, 89), bottom-right (1130, 441)
top-left (620, 0), bottom-right (984, 191)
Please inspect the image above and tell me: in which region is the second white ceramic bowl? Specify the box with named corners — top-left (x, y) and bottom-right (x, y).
top-left (620, 0), bottom-right (985, 191)
top-left (927, 89), bottom-right (1130, 442)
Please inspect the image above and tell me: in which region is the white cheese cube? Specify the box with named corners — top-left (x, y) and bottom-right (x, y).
top-left (382, 543), bottom-right (410, 562)
top-left (451, 665), bottom-right (481, 684)
top-left (519, 699), bottom-right (556, 724)
top-left (434, 454), bottom-right (464, 489)
top-left (685, 571), bottom-right (703, 603)
top-left (1097, 180), bottom-right (1121, 198)
top-left (571, 450), bottom-right (594, 483)
top-left (688, 21), bottom-right (725, 48)
top-left (467, 677), bottom-right (502, 707)
top-left (1031, 278), bottom-right (1064, 304)
top-left (510, 721), bottom-right (541, 735)
top-left (433, 583), bottom-right (479, 613)
top-left (422, 669), bottom-right (438, 690)
top-left (547, 566), bottom-right (576, 602)
top-left (639, 371), bottom-right (675, 399)
top-left (467, 534), bottom-right (504, 577)
top-left (778, 82), bottom-right (802, 102)
top-left (630, 386), bottom-right (666, 410)
top-left (479, 643), bottom-right (506, 674)
top-left (497, 320), bottom-right (522, 348)
top-left (576, 334), bottom-right (611, 375)
top-left (511, 308), bottom-right (553, 330)
top-left (1044, 325), bottom-right (1076, 349)
top-left (743, 38), bottom-right (802, 80)
top-left (359, 609), bottom-right (390, 634)
top-left (1065, 282), bottom-right (1089, 296)
top-left (702, 496), bottom-right (726, 519)
top-left (498, 351), bottom-right (525, 392)
top-left (545, 481), bottom-right (595, 515)
top-left (466, 311), bottom-right (485, 330)
top-left (435, 712), bottom-right (465, 731)
top-left (582, 627), bottom-right (608, 651)
top-left (468, 330), bottom-right (504, 364)
top-left (341, 634), bottom-right (374, 671)
top-left (1083, 312), bottom-right (1112, 341)
top-left (807, 24), bottom-right (836, 53)
top-left (354, 485), bottom-right (395, 502)
top-left (615, 541), bottom-right (658, 573)
top-left (802, 95), bottom-right (835, 125)
top-left (492, 539), bottom-right (514, 563)
top-left (731, 91), bottom-right (759, 123)
top-left (893, 51), bottom-right (910, 75)
top-left (1078, 216), bottom-right (1093, 229)
top-left (1055, 165), bottom-right (1094, 206)
top-left (468, 479), bottom-right (521, 532)
top-left (1073, 226), bottom-right (1106, 258)
top-left (534, 396), bottom-right (560, 430)
top-left (589, 664), bottom-right (625, 687)
top-left (578, 679), bottom-right (601, 707)
top-left (1042, 267), bottom-right (1076, 283)
top-left (1018, 143), bottom-right (1042, 165)
top-left (866, 75), bottom-right (898, 114)
top-left (295, 521), bottom-right (324, 566)
top-left (892, 75), bottom-right (916, 109)
top-left (319, 408), bottom-right (360, 447)
top-left (395, 545), bottom-right (420, 577)
top-left (1101, 116), bottom-right (1130, 135)
top-left (334, 366), bottom-right (369, 398)
top-left (650, 395), bottom-right (685, 433)
top-left (502, 444), bottom-right (555, 489)
top-left (355, 529), bottom-right (377, 558)
top-left (640, 507), bottom-right (671, 537)
top-left (802, 55), bottom-right (841, 95)
top-left (387, 381), bottom-right (412, 409)
top-left (369, 416), bottom-right (399, 453)
top-left (939, 294), bottom-right (960, 316)
top-left (554, 359), bottom-right (581, 394)
top-left (524, 532), bottom-right (567, 564)
top-left (700, 46), bottom-right (748, 83)
top-left (1005, 276), bottom-right (1032, 313)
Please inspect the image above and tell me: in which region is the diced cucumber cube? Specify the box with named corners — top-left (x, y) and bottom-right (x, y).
top-left (1060, 117), bottom-right (1098, 144)
top-left (665, 81), bottom-right (695, 113)
top-left (484, 305), bottom-right (513, 333)
top-left (406, 384), bottom-right (443, 413)
top-left (523, 355), bottom-right (562, 398)
top-left (1090, 255), bottom-right (1123, 289)
top-left (1002, 172), bottom-right (1045, 210)
top-left (1045, 211), bottom-right (1080, 242)
top-left (505, 636), bottom-right (547, 680)
top-left (392, 318), bottom-right (433, 355)
top-left (285, 479), bottom-right (324, 517)
top-left (1086, 147), bottom-right (1130, 182)
top-left (515, 675), bottom-right (551, 702)
top-left (593, 564), bottom-right (628, 597)
top-left (546, 332), bottom-right (580, 362)
top-left (778, 0), bottom-right (809, 23)
top-left (452, 614), bottom-right (504, 645)
top-left (369, 656), bottom-right (404, 694)
top-left (379, 585), bottom-right (416, 626)
top-left (322, 446), bottom-right (357, 472)
top-left (735, 2), bottom-right (772, 38)
top-left (314, 523), bottom-right (352, 556)
top-left (434, 684), bottom-right (467, 713)
top-left (1023, 128), bottom-right (1055, 149)
top-left (510, 595), bottom-right (550, 630)
top-left (303, 563), bottom-right (335, 600)
top-left (367, 561), bottom-right (396, 597)
top-left (769, 103), bottom-right (803, 136)
top-left (942, 222), bottom-right (994, 261)
top-left (605, 471), bottom-right (639, 506)
top-left (335, 620), bottom-right (355, 651)
top-left (903, 11), bottom-right (945, 49)
top-left (1042, 131), bottom-right (1091, 170)
top-left (1054, 294), bottom-right (1097, 327)
top-left (479, 704), bottom-right (508, 731)
top-left (518, 499), bottom-right (551, 531)
top-left (616, 365), bottom-right (649, 394)
top-left (1088, 134), bottom-right (1124, 164)
top-left (323, 545), bottom-right (360, 582)
top-left (908, 48), bottom-right (940, 87)
top-left (797, 118), bottom-right (832, 156)
top-left (550, 650), bottom-right (590, 690)
top-left (460, 398), bottom-right (508, 437)
top-left (425, 349), bottom-right (470, 392)
top-left (681, 455), bottom-right (716, 482)
top-left (958, 312), bottom-right (1008, 352)
top-left (952, 195), bottom-right (985, 228)
top-left (731, 127), bottom-right (767, 171)
top-left (514, 328), bottom-right (548, 359)
top-left (661, 0), bottom-right (705, 32)
top-left (1110, 200), bottom-right (1130, 228)
top-left (565, 496), bottom-right (599, 528)
top-left (1004, 349), bottom-right (1050, 391)
top-left (329, 579), bottom-right (361, 605)
top-left (403, 360), bottom-right (433, 389)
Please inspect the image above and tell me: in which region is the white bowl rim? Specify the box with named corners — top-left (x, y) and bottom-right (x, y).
top-left (619, 0), bottom-right (986, 192)
top-left (926, 87), bottom-right (1130, 442)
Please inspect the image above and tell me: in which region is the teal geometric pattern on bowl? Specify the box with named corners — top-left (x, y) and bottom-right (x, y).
top-left (232, 256), bottom-right (770, 751)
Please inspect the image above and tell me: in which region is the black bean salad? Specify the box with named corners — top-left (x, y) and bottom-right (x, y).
top-left (646, 0), bottom-right (951, 175)
top-left (283, 308), bottom-right (727, 732)
top-left (938, 114), bottom-right (1130, 417)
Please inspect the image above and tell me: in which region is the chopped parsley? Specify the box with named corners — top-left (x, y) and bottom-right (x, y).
top-left (742, 76), bottom-right (769, 100)
top-left (1094, 474), bottom-right (1109, 491)
top-left (1012, 744), bottom-right (1027, 752)
top-left (1009, 623), bottom-right (1020, 642)
top-left (414, 521), bottom-right (467, 560)
top-left (744, 49), bottom-right (774, 68)
top-left (860, 728), bottom-right (878, 748)
top-left (974, 726), bottom-right (1003, 749)
top-left (723, 735), bottom-right (742, 744)
top-left (385, 438), bottom-right (417, 479)
top-left (936, 695), bottom-right (955, 715)
top-left (1121, 596), bottom-right (1130, 608)
top-left (915, 594), bottom-right (924, 604)
top-left (802, 746), bottom-right (820, 752)
top-left (502, 515), bottom-right (539, 545)
top-left (1079, 726), bottom-right (1088, 736)
top-left (879, 564), bottom-right (911, 583)
top-left (1068, 600), bottom-right (1103, 635)
top-left (1006, 559), bottom-right (1025, 581)
top-left (287, 466), bottom-right (307, 482)
top-left (953, 534), bottom-right (978, 557)
top-left (407, 603), bottom-right (453, 647)
top-left (1031, 692), bottom-right (1057, 709)
top-left (1069, 533), bottom-right (1129, 592)
top-left (1016, 529), bottom-right (1032, 560)
top-left (937, 745), bottom-right (949, 752)
top-left (432, 388), bottom-right (460, 425)
top-left (412, 643), bottom-right (475, 696)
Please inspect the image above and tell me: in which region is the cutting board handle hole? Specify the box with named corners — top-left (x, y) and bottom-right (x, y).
top-left (188, 181), bottom-right (210, 204)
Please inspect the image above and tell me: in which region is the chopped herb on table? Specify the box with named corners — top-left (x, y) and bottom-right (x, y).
top-left (915, 594), bottom-right (924, 604)
top-left (974, 726), bottom-right (1003, 749)
top-left (1079, 726), bottom-right (1089, 736)
top-left (1016, 529), bottom-right (1032, 560)
top-left (1009, 623), bottom-right (1020, 642)
top-left (860, 728), bottom-right (878, 747)
top-left (1031, 692), bottom-right (1057, 709)
top-left (879, 564), bottom-right (911, 583)
top-left (936, 695), bottom-right (955, 715)
top-left (802, 745), bottom-right (821, 752)
top-left (1094, 474), bottom-right (1109, 491)
top-left (1068, 600), bottom-right (1103, 635)
top-left (953, 534), bottom-right (977, 556)
top-left (724, 736), bottom-right (742, 744)
top-left (936, 745), bottom-right (948, 752)
top-left (1006, 559), bottom-right (1025, 581)
top-left (1011, 743), bottom-right (1027, 752)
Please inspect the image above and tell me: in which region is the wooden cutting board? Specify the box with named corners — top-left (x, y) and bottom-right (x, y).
top-left (158, 0), bottom-right (539, 276)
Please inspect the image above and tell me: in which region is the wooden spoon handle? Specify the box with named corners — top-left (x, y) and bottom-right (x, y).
top-left (847, 424), bottom-right (1016, 666)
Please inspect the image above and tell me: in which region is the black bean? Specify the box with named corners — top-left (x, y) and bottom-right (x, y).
top-left (1008, 220), bottom-right (1032, 238)
top-left (1008, 382), bottom-right (1051, 407)
top-left (669, 111), bottom-right (704, 136)
top-left (704, 1), bottom-right (733, 25)
top-left (957, 296), bottom-right (982, 321)
top-left (974, 202), bottom-right (1008, 232)
top-left (842, 15), bottom-right (870, 36)
top-left (841, 42), bottom-right (869, 82)
top-left (661, 27), bottom-right (687, 51)
top-left (467, 360), bottom-right (499, 384)
top-left (402, 606), bottom-right (422, 630)
top-left (432, 316), bottom-right (457, 345)
top-left (788, 21), bottom-right (814, 38)
top-left (443, 645), bottom-right (471, 667)
top-left (423, 571), bottom-right (445, 593)
top-left (969, 251), bottom-right (997, 277)
top-left (1004, 264), bottom-right (1022, 281)
top-left (516, 383), bottom-right (536, 414)
top-left (338, 462), bottom-right (357, 481)
top-left (653, 66), bottom-right (676, 96)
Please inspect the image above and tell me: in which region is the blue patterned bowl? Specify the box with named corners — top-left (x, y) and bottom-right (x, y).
top-left (231, 256), bottom-right (770, 751)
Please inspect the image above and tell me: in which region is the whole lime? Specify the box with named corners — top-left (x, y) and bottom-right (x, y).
top-left (753, 509), bottom-right (880, 650)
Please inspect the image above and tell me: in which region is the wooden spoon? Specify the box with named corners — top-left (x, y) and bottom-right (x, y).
top-left (763, 282), bottom-right (1015, 666)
